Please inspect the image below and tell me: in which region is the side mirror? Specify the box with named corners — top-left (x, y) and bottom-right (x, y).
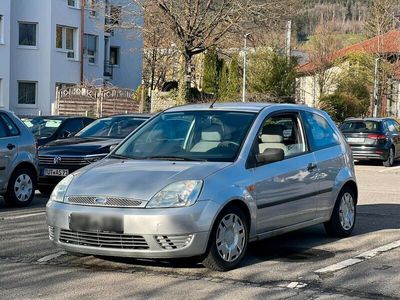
top-left (256, 148), bottom-right (284, 165)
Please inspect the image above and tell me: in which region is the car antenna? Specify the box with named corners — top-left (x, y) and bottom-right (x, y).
top-left (209, 98), bottom-right (218, 109)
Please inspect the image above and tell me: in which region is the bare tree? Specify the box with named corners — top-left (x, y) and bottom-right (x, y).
top-left (155, 0), bottom-right (300, 100)
top-left (306, 23), bottom-right (343, 104)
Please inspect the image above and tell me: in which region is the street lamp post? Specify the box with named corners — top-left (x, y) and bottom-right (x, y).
top-left (242, 33), bottom-right (251, 103)
top-left (372, 57), bottom-right (380, 118)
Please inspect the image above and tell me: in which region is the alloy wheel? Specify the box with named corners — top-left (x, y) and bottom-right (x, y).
top-left (339, 192), bottom-right (355, 231)
top-left (215, 213), bottom-right (246, 262)
top-left (14, 174), bottom-right (33, 202)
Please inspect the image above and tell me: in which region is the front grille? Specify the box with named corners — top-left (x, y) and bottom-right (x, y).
top-left (155, 235), bottom-right (193, 250)
top-left (48, 226), bottom-right (55, 241)
top-left (67, 196), bottom-right (143, 208)
top-left (39, 155), bottom-right (89, 166)
top-left (59, 229), bottom-right (149, 249)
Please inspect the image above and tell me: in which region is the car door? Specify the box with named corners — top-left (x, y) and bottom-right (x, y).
top-left (251, 111), bottom-right (319, 233)
top-left (0, 113), bottom-right (20, 189)
top-left (301, 111), bottom-right (343, 219)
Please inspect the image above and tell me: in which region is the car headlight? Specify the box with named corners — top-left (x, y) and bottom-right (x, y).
top-left (146, 180), bottom-right (203, 208)
top-left (49, 174), bottom-right (74, 203)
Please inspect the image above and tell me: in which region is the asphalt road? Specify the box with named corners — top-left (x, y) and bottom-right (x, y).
top-left (1, 162), bottom-right (399, 299)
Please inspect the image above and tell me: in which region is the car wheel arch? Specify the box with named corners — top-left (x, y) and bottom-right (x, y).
top-left (338, 180), bottom-right (358, 205)
top-left (11, 161), bottom-right (38, 182)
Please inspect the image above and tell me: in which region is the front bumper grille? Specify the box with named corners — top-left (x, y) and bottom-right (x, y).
top-left (66, 196), bottom-right (143, 208)
top-left (59, 229), bottom-right (149, 250)
top-left (39, 155), bottom-right (90, 166)
top-left (155, 235), bottom-right (193, 250)
top-left (48, 226), bottom-right (55, 241)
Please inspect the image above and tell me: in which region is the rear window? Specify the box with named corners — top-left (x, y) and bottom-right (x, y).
top-left (340, 121), bottom-right (382, 133)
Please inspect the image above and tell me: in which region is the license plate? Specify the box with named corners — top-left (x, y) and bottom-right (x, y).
top-left (44, 169), bottom-right (69, 177)
top-left (70, 214), bottom-right (123, 233)
top-left (347, 137), bottom-right (365, 143)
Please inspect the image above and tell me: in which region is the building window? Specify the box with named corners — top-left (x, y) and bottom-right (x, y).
top-left (18, 81), bottom-right (37, 105)
top-left (67, 0), bottom-right (79, 8)
top-left (0, 15), bottom-right (4, 44)
top-left (110, 47), bottom-right (119, 65)
top-left (110, 5), bottom-right (122, 25)
top-left (88, 0), bottom-right (98, 16)
top-left (84, 34), bottom-right (97, 63)
top-left (19, 22), bottom-right (37, 47)
top-left (56, 25), bottom-right (77, 59)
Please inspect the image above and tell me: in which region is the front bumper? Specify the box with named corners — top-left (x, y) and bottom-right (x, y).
top-left (46, 200), bottom-right (218, 259)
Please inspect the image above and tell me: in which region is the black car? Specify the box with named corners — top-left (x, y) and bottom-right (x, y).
top-left (21, 116), bottom-right (94, 146)
top-left (340, 118), bottom-right (400, 167)
top-left (37, 114), bottom-right (150, 194)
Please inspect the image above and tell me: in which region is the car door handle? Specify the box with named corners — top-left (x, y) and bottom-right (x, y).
top-left (307, 163), bottom-right (317, 172)
top-left (7, 143), bottom-right (16, 150)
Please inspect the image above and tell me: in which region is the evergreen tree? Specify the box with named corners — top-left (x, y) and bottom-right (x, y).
top-left (219, 60), bottom-right (229, 101)
top-left (226, 55), bottom-right (242, 101)
top-left (202, 48), bottom-right (220, 96)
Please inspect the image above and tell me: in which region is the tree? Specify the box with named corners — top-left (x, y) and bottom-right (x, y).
top-left (319, 53), bottom-right (374, 122)
top-left (306, 23), bottom-right (343, 100)
top-left (203, 48), bottom-right (221, 97)
top-left (155, 0), bottom-right (301, 101)
top-left (226, 55), bottom-right (241, 101)
top-left (248, 50), bottom-right (298, 102)
top-left (219, 61), bottom-right (229, 101)
top-left (364, 0), bottom-right (398, 38)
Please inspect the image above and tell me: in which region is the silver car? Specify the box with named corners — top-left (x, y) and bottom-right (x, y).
top-left (46, 103), bottom-right (357, 271)
top-left (0, 110), bottom-right (38, 206)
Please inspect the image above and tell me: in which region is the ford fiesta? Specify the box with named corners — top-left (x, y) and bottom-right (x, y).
top-left (46, 103), bottom-right (358, 271)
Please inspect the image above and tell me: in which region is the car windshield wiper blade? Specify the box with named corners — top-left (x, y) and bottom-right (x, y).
top-left (109, 154), bottom-right (132, 160)
top-left (145, 156), bottom-right (206, 162)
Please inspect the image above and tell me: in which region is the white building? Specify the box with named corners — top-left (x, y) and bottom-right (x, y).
top-left (0, 0), bottom-right (143, 115)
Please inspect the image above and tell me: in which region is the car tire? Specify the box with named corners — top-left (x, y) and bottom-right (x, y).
top-left (202, 206), bottom-right (249, 271)
top-left (324, 187), bottom-right (356, 238)
top-left (383, 147), bottom-right (395, 167)
top-left (39, 186), bottom-right (55, 196)
top-left (4, 168), bottom-right (36, 207)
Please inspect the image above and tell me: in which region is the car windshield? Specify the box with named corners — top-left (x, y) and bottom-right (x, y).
top-left (340, 121), bottom-right (382, 133)
top-left (22, 117), bottom-right (63, 138)
top-left (76, 116), bottom-right (147, 139)
top-left (114, 111), bottom-right (256, 162)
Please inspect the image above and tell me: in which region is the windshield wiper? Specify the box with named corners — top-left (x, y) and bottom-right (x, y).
top-left (109, 154), bottom-right (132, 160)
top-left (145, 156), bottom-right (206, 162)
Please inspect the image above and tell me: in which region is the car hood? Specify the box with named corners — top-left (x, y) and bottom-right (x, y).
top-left (39, 137), bottom-right (122, 156)
top-left (66, 159), bottom-right (231, 201)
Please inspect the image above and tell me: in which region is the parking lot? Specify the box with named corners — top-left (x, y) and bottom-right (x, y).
top-left (1, 163), bottom-right (399, 299)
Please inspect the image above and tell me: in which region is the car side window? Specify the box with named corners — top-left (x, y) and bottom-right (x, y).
top-left (387, 120), bottom-right (399, 133)
top-left (255, 113), bottom-right (307, 159)
top-left (302, 111), bottom-right (340, 151)
top-left (0, 114), bottom-right (19, 137)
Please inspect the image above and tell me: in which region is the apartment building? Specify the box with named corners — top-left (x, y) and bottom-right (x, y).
top-left (0, 0), bottom-right (143, 115)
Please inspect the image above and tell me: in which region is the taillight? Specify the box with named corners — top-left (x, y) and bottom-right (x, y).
top-left (367, 134), bottom-right (387, 140)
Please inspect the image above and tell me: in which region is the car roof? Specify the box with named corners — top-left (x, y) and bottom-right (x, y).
top-left (344, 118), bottom-right (393, 122)
top-left (100, 114), bottom-right (152, 119)
top-left (164, 102), bottom-right (307, 113)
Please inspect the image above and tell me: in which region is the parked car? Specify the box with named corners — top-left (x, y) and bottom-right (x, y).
top-left (21, 116), bottom-right (94, 147)
top-left (340, 118), bottom-right (400, 167)
top-left (0, 110), bottom-right (39, 207)
top-left (46, 103), bottom-right (358, 271)
top-left (38, 114), bottom-right (150, 195)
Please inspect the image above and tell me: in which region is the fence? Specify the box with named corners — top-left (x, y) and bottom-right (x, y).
top-left (55, 86), bottom-right (141, 117)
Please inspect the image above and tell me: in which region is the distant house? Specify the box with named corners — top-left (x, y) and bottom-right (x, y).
top-left (0, 0), bottom-right (143, 116)
top-left (297, 30), bottom-right (400, 118)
